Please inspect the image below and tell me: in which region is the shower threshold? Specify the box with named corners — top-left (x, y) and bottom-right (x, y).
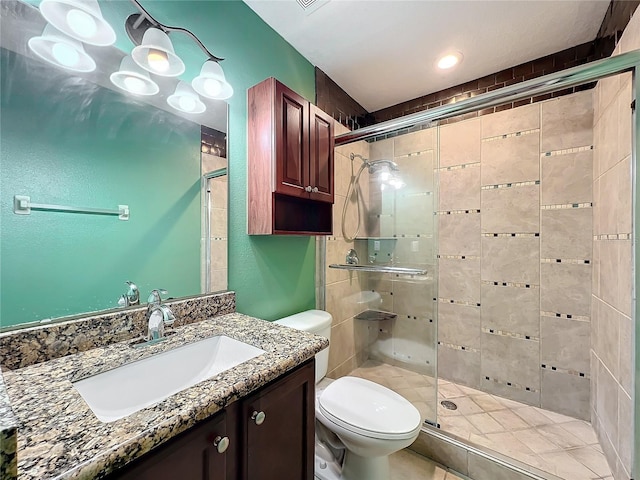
top-left (355, 310), bottom-right (398, 321)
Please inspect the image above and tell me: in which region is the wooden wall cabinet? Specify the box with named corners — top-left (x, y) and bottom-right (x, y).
top-left (109, 360), bottom-right (315, 480)
top-left (248, 77), bottom-right (334, 235)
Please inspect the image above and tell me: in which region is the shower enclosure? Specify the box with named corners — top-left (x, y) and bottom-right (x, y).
top-left (319, 51), bottom-right (639, 480)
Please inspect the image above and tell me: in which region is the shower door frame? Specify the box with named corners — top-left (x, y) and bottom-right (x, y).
top-left (331, 49), bottom-right (640, 480)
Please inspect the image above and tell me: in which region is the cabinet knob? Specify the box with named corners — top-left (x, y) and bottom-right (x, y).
top-left (213, 436), bottom-right (230, 454)
top-left (251, 410), bottom-right (266, 425)
top-left (305, 186), bottom-right (312, 193)
top-left (312, 187), bottom-right (319, 193)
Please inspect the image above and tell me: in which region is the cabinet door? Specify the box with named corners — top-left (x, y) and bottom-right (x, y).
top-left (108, 407), bottom-right (236, 480)
top-left (309, 104), bottom-right (335, 203)
top-left (240, 360), bottom-right (315, 480)
top-left (275, 81), bottom-right (309, 198)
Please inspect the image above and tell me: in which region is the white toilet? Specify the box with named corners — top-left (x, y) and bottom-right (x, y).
top-left (275, 310), bottom-right (422, 480)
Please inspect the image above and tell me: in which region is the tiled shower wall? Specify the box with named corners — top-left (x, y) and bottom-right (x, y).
top-left (436, 91), bottom-right (594, 420)
top-left (590, 8), bottom-right (637, 478)
top-left (201, 153), bottom-right (228, 293)
top-left (364, 129), bottom-right (438, 377)
top-left (323, 121), bottom-right (374, 379)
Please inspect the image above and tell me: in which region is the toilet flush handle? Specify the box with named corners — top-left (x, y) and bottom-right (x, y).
top-left (251, 410), bottom-right (266, 425)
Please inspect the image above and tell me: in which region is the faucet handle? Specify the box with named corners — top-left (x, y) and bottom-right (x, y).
top-left (147, 289), bottom-right (168, 305)
top-left (125, 281), bottom-right (139, 306)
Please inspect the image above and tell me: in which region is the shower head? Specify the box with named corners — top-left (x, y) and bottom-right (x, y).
top-left (349, 153), bottom-right (400, 172)
top-left (367, 159), bottom-right (399, 174)
top-left (349, 153), bottom-right (404, 190)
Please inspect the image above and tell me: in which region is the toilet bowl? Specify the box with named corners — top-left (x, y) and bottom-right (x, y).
top-left (275, 310), bottom-right (422, 480)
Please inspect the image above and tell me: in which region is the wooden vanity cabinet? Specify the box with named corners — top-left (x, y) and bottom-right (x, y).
top-left (248, 77), bottom-right (334, 235)
top-left (108, 404), bottom-right (237, 480)
top-left (240, 358), bottom-right (315, 480)
top-left (107, 359), bottom-right (315, 480)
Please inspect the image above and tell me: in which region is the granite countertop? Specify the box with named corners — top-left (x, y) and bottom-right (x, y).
top-left (1, 312), bottom-right (328, 480)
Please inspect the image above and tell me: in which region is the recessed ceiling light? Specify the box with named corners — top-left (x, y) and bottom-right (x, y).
top-left (437, 52), bottom-right (463, 70)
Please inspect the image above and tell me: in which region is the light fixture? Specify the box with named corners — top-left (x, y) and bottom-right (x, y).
top-left (168, 82), bottom-right (206, 114)
top-left (131, 28), bottom-right (185, 77)
top-left (110, 55), bottom-right (159, 96)
top-left (125, 0), bottom-right (233, 99)
top-left (39, 0), bottom-right (116, 46)
top-left (437, 52), bottom-right (463, 70)
top-left (28, 24), bottom-right (96, 72)
top-left (192, 61), bottom-right (234, 100)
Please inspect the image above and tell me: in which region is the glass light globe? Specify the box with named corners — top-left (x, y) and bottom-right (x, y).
top-left (51, 42), bottom-right (79, 67)
top-left (124, 76), bottom-right (146, 94)
top-left (204, 78), bottom-right (222, 97)
top-left (66, 9), bottom-right (97, 39)
top-left (147, 49), bottom-right (170, 73)
top-left (179, 95), bottom-right (197, 112)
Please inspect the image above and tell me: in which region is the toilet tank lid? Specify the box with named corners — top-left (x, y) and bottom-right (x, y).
top-left (274, 309), bottom-right (332, 333)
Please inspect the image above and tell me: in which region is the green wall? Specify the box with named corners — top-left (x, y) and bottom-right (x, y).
top-left (0, 49), bottom-right (201, 326)
top-left (1, 1), bottom-right (317, 326)
top-left (150, 1), bottom-right (317, 320)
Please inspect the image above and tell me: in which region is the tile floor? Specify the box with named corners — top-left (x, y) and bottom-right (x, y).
top-left (349, 360), bottom-right (613, 480)
top-left (389, 448), bottom-right (468, 480)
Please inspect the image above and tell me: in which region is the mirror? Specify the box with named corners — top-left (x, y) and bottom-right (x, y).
top-left (0, 1), bottom-right (228, 329)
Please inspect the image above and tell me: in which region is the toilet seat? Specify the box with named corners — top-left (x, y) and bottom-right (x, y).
top-left (318, 377), bottom-right (421, 441)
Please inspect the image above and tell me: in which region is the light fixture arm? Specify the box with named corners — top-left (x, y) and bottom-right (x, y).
top-left (127, 0), bottom-right (224, 62)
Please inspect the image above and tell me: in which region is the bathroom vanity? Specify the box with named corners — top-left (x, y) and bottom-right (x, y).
top-left (0, 293), bottom-right (327, 480)
top-left (109, 360), bottom-right (315, 480)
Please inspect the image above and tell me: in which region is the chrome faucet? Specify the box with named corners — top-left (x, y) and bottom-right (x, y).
top-left (146, 289), bottom-right (176, 341)
top-left (118, 281), bottom-right (139, 307)
top-left (345, 249), bottom-right (359, 265)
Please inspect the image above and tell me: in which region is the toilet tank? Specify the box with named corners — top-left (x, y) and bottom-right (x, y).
top-left (274, 310), bottom-right (331, 384)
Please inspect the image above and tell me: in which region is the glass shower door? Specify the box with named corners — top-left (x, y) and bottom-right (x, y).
top-left (357, 125), bottom-right (439, 426)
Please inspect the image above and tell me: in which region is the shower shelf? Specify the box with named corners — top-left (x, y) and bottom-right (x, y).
top-left (329, 264), bottom-right (428, 275)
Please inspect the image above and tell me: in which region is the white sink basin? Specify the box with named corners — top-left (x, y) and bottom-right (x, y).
top-left (73, 335), bottom-right (265, 422)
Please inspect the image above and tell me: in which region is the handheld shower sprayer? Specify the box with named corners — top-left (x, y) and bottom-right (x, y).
top-left (342, 153), bottom-right (404, 241)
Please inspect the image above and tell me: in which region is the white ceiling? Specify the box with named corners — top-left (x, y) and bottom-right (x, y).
top-left (244, 0), bottom-right (611, 112)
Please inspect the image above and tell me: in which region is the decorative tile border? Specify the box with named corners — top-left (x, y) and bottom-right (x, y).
top-left (482, 128), bottom-right (540, 142)
top-left (481, 180), bottom-right (540, 190)
top-left (437, 209), bottom-right (481, 215)
top-left (438, 298), bottom-right (481, 307)
top-left (541, 258), bottom-right (591, 265)
top-left (436, 162), bottom-right (481, 172)
top-left (394, 149), bottom-right (435, 159)
top-left (541, 202), bottom-right (592, 209)
top-left (389, 233), bottom-right (434, 239)
top-left (540, 363), bottom-right (590, 379)
top-left (541, 311), bottom-right (590, 321)
top-left (401, 314), bottom-right (435, 324)
top-left (483, 376), bottom-right (538, 393)
top-left (482, 327), bottom-right (539, 341)
top-left (482, 233), bottom-right (539, 238)
top-left (481, 280), bottom-right (539, 289)
top-left (438, 341), bottom-right (480, 353)
top-left (594, 233), bottom-right (632, 240)
top-left (542, 145), bottom-right (593, 156)
top-left (438, 255), bottom-right (481, 260)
